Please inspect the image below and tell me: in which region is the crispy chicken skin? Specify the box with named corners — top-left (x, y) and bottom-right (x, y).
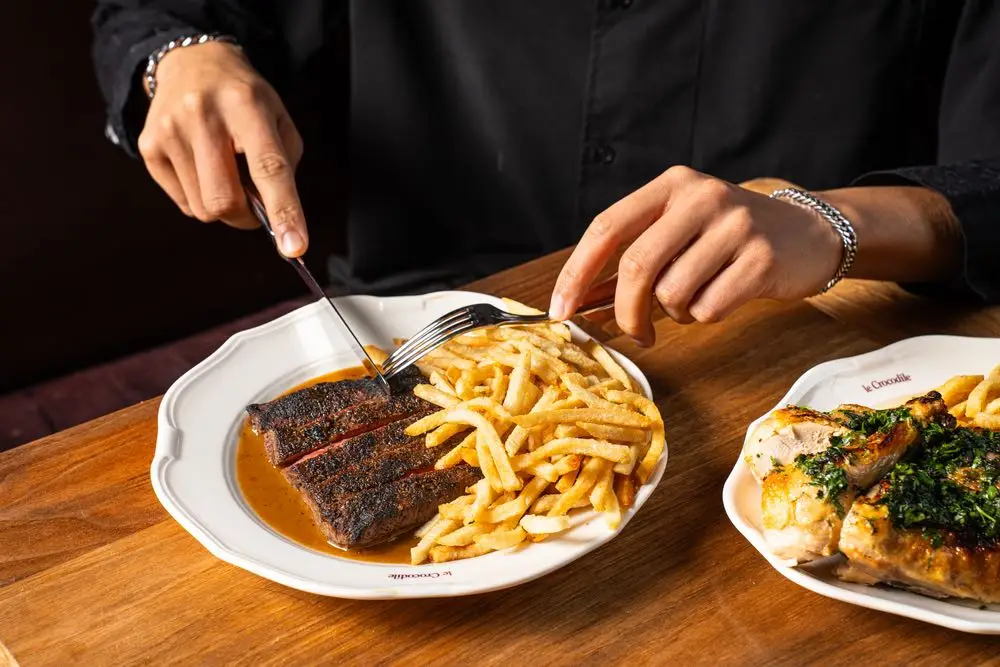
top-left (762, 466), bottom-right (855, 561)
top-left (838, 486), bottom-right (1000, 603)
top-left (758, 393), bottom-right (949, 563)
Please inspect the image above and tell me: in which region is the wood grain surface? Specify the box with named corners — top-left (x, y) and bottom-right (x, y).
top-left (2, 253), bottom-right (1000, 666)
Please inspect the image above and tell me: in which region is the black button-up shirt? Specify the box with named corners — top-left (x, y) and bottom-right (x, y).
top-left (93, 1), bottom-right (1000, 300)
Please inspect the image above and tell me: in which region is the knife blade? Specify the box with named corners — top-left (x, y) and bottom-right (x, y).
top-left (240, 180), bottom-right (391, 396)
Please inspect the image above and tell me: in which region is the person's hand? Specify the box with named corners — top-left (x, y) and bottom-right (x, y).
top-left (137, 41), bottom-right (307, 257)
top-left (549, 166), bottom-right (843, 344)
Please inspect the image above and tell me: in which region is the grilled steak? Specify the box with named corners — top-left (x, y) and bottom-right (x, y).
top-left (261, 386), bottom-right (431, 467)
top-left (245, 368), bottom-right (479, 551)
top-left (285, 412), bottom-right (441, 490)
top-left (246, 366), bottom-right (423, 433)
top-left (306, 465), bottom-right (482, 549)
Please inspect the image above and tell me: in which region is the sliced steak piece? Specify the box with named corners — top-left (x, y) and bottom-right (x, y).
top-left (261, 386), bottom-right (432, 467)
top-left (284, 411), bottom-right (440, 491)
top-left (246, 366), bottom-right (423, 432)
top-left (308, 465), bottom-right (482, 549)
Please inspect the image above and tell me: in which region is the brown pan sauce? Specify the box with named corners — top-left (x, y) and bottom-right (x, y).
top-left (235, 367), bottom-right (417, 564)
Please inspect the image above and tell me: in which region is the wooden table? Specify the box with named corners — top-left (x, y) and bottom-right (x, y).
top-left (2, 250), bottom-right (999, 666)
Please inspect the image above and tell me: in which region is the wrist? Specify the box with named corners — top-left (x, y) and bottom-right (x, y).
top-left (144, 34), bottom-right (241, 99)
top-left (818, 186), bottom-right (963, 284)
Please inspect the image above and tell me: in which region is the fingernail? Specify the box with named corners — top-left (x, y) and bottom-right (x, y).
top-left (280, 230), bottom-right (304, 256)
top-left (632, 336), bottom-right (652, 349)
top-left (548, 293), bottom-right (568, 321)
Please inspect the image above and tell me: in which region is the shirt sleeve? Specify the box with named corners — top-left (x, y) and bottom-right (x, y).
top-left (852, 0), bottom-right (1000, 303)
top-left (91, 1), bottom-right (285, 158)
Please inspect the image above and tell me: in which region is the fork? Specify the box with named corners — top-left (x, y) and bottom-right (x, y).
top-left (380, 283), bottom-right (617, 380)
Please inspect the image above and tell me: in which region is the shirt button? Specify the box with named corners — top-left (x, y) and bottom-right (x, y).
top-left (594, 145), bottom-right (616, 164)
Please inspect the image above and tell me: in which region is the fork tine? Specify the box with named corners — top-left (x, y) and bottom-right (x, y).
top-left (387, 308), bottom-right (471, 359)
top-left (382, 308), bottom-right (470, 366)
top-left (383, 317), bottom-right (478, 376)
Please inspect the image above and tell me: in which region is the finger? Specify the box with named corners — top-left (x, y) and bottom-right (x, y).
top-left (276, 112), bottom-right (304, 167)
top-left (161, 134), bottom-right (208, 221)
top-left (614, 206), bottom-right (706, 342)
top-left (229, 113), bottom-right (307, 257)
top-left (190, 118), bottom-right (257, 229)
top-left (143, 152), bottom-right (192, 217)
top-left (686, 252), bottom-right (764, 323)
top-left (652, 223), bottom-right (741, 324)
top-left (550, 166), bottom-right (698, 319)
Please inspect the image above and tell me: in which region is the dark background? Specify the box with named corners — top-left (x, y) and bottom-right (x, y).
top-left (0, 2), bottom-right (348, 447)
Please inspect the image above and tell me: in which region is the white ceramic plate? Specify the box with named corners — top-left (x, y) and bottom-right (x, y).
top-left (153, 291), bottom-right (663, 599)
top-left (723, 335), bottom-right (1000, 634)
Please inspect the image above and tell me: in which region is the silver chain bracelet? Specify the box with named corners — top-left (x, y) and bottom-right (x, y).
top-left (770, 187), bottom-right (857, 293)
top-left (144, 33), bottom-right (240, 100)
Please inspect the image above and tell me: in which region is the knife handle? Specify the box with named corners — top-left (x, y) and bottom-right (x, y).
top-left (574, 274), bottom-right (618, 317)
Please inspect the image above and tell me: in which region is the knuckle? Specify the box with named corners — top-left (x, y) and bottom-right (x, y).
top-left (192, 208), bottom-right (215, 223)
top-left (727, 207), bottom-right (755, 238)
top-left (664, 165), bottom-right (697, 182)
top-left (156, 113), bottom-right (178, 135)
top-left (202, 194), bottom-right (239, 219)
top-left (587, 213), bottom-right (615, 240)
top-left (270, 202), bottom-right (303, 228)
top-left (654, 279), bottom-right (685, 310)
top-left (618, 250), bottom-right (652, 284)
top-left (690, 300), bottom-right (723, 323)
top-left (220, 81), bottom-right (258, 107)
top-left (137, 131), bottom-right (159, 158)
top-left (251, 152), bottom-right (291, 180)
top-left (180, 91), bottom-right (207, 114)
top-left (696, 177), bottom-right (732, 204)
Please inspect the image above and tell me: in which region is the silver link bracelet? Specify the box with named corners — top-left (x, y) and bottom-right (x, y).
top-left (144, 33), bottom-right (240, 100)
top-left (770, 187), bottom-right (858, 293)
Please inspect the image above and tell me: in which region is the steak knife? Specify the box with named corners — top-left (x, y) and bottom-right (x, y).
top-left (240, 178), bottom-right (391, 396)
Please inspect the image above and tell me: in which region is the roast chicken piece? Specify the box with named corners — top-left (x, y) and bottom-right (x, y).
top-left (838, 483), bottom-right (1000, 603)
top-left (758, 393), bottom-right (950, 563)
top-left (744, 407), bottom-right (846, 483)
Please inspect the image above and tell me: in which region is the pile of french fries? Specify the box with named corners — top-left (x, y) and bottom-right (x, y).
top-left (936, 363), bottom-right (1000, 429)
top-left (375, 298), bottom-right (665, 565)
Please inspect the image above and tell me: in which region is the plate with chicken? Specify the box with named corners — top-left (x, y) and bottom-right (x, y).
top-left (723, 335), bottom-right (1000, 633)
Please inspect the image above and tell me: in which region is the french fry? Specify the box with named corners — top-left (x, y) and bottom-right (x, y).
top-left (975, 412), bottom-right (1000, 429)
top-left (937, 375), bottom-right (984, 407)
top-left (475, 431), bottom-right (504, 492)
top-left (504, 386), bottom-right (561, 456)
top-left (507, 339), bottom-right (573, 376)
top-left (438, 495), bottom-right (475, 521)
top-left (578, 422), bottom-right (649, 443)
top-left (520, 514), bottom-right (570, 535)
top-left (503, 350), bottom-right (533, 415)
top-left (461, 447), bottom-right (480, 467)
top-left (495, 327), bottom-right (563, 358)
top-left (475, 526), bottom-right (527, 551)
top-left (966, 379), bottom-right (1000, 418)
top-left (437, 523), bottom-right (494, 546)
top-left (513, 438), bottom-right (632, 468)
top-left (501, 297), bottom-right (544, 315)
top-left (429, 370), bottom-right (458, 396)
top-left (989, 364), bottom-right (1000, 382)
top-left (555, 469), bottom-right (578, 493)
top-left (554, 424), bottom-right (588, 439)
top-left (447, 409), bottom-right (521, 491)
top-left (986, 397), bottom-right (1000, 415)
top-left (584, 340), bottom-right (633, 391)
top-left (411, 518), bottom-right (460, 564)
top-left (550, 457), bottom-right (607, 515)
top-left (589, 463), bottom-right (615, 512)
top-left (490, 366), bottom-right (509, 403)
top-left (531, 494), bottom-right (589, 514)
top-left (476, 477), bottom-right (549, 523)
top-left (414, 384), bottom-right (460, 408)
top-left (603, 485), bottom-right (622, 530)
top-left (606, 390), bottom-right (666, 484)
top-left (414, 514), bottom-right (441, 539)
top-left (435, 438), bottom-right (468, 469)
top-left (429, 543), bottom-right (492, 563)
top-left (514, 408), bottom-right (651, 430)
top-left (615, 473), bottom-right (636, 509)
top-left (363, 344), bottom-right (389, 366)
top-left (489, 348), bottom-right (560, 384)
top-left (426, 422), bottom-right (469, 448)
top-left (949, 400), bottom-right (969, 421)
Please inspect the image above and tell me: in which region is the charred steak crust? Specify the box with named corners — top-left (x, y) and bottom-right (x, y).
top-left (262, 388), bottom-right (432, 467)
top-left (246, 367), bottom-right (423, 432)
top-left (310, 465), bottom-right (483, 549)
top-left (284, 412), bottom-right (438, 491)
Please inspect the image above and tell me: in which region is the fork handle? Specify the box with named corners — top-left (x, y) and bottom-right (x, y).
top-left (573, 274), bottom-right (617, 317)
